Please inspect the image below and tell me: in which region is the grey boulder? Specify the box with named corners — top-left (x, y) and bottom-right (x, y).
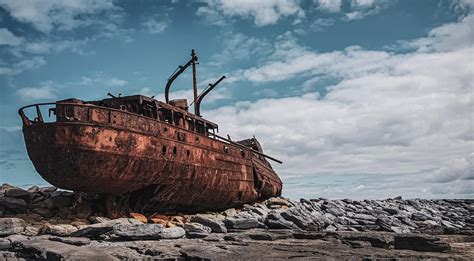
top-left (0, 218), bottom-right (25, 236)
top-left (0, 197), bottom-right (27, 213)
top-left (4, 188), bottom-right (30, 199)
top-left (42, 224), bottom-right (78, 236)
top-left (191, 215), bottom-right (227, 233)
top-left (114, 224), bottom-right (164, 239)
top-left (71, 218), bottom-right (142, 238)
top-left (224, 217), bottom-right (260, 229)
top-left (184, 222), bottom-right (212, 238)
top-left (160, 227), bottom-right (186, 239)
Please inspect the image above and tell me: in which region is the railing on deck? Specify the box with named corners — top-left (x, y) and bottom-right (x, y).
top-left (18, 102), bottom-right (56, 126)
top-left (18, 102), bottom-right (282, 164)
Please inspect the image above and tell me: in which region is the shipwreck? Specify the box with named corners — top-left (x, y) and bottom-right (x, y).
top-left (18, 50), bottom-right (282, 214)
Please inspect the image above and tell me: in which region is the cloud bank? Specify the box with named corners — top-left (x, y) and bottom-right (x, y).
top-left (206, 12), bottom-right (474, 199)
top-left (1, 0), bottom-right (472, 199)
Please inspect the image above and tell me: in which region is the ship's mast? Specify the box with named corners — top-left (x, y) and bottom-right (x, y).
top-left (191, 49), bottom-right (198, 115)
top-left (164, 51), bottom-right (197, 104)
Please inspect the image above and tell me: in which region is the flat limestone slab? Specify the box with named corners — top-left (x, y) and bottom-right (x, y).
top-left (13, 239), bottom-right (118, 260)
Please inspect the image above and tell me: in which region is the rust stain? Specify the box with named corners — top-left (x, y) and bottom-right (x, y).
top-left (18, 50), bottom-right (283, 214)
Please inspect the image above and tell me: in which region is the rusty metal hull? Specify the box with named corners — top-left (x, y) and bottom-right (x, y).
top-left (21, 102), bottom-right (282, 212)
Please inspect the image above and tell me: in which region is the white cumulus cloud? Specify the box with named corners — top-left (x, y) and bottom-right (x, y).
top-left (196, 0), bottom-right (305, 26)
top-left (316, 0), bottom-right (342, 13)
top-left (428, 154), bottom-right (474, 183)
top-left (16, 85), bottom-right (57, 101)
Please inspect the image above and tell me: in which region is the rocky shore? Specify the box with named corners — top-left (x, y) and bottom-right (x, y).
top-left (1, 183), bottom-right (473, 259)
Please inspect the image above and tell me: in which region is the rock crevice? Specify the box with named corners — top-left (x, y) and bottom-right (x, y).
top-left (0, 183), bottom-right (473, 259)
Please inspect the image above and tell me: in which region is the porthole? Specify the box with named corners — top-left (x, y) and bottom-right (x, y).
top-left (162, 145), bottom-right (167, 155)
top-left (173, 146), bottom-right (177, 155)
top-left (177, 132), bottom-right (186, 142)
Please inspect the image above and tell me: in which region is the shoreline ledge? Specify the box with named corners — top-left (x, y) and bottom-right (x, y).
top-left (1, 183), bottom-right (473, 259)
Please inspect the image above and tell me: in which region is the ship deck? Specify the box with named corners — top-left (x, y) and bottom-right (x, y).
top-left (19, 100), bottom-right (282, 211)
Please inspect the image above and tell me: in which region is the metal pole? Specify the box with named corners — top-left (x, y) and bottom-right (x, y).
top-left (164, 56), bottom-right (196, 104)
top-left (191, 49), bottom-right (198, 114)
top-left (194, 75), bottom-right (226, 117)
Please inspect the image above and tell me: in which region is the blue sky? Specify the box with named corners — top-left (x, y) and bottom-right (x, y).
top-left (0, 0), bottom-right (473, 199)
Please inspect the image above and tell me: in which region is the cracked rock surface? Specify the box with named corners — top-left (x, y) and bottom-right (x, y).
top-left (0, 183), bottom-right (473, 259)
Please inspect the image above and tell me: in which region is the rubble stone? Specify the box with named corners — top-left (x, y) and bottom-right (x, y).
top-left (114, 224), bottom-right (164, 239)
top-left (183, 222), bottom-right (212, 235)
top-left (0, 197), bottom-right (27, 213)
top-left (0, 218), bottom-right (25, 236)
top-left (44, 191), bottom-right (73, 210)
top-left (265, 212), bottom-right (299, 229)
top-left (160, 227), bottom-right (186, 239)
top-left (4, 188), bottom-right (30, 199)
top-left (191, 215), bottom-right (227, 233)
top-left (224, 217), bottom-right (260, 229)
top-left (266, 197), bottom-right (290, 207)
top-left (129, 213), bottom-right (147, 223)
top-left (0, 183), bottom-right (472, 259)
top-left (42, 224), bottom-right (78, 236)
top-left (23, 226), bottom-right (40, 236)
top-left (71, 218), bottom-right (141, 238)
top-left (223, 208), bottom-right (237, 217)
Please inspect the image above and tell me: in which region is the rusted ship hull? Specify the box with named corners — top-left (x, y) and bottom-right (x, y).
top-left (20, 101), bottom-right (282, 212)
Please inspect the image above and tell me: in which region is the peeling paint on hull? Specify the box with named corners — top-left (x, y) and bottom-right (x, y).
top-left (20, 99), bottom-right (282, 212)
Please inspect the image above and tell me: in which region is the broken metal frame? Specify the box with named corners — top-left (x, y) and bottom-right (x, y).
top-left (194, 75), bottom-right (226, 117)
top-left (164, 51), bottom-right (198, 105)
